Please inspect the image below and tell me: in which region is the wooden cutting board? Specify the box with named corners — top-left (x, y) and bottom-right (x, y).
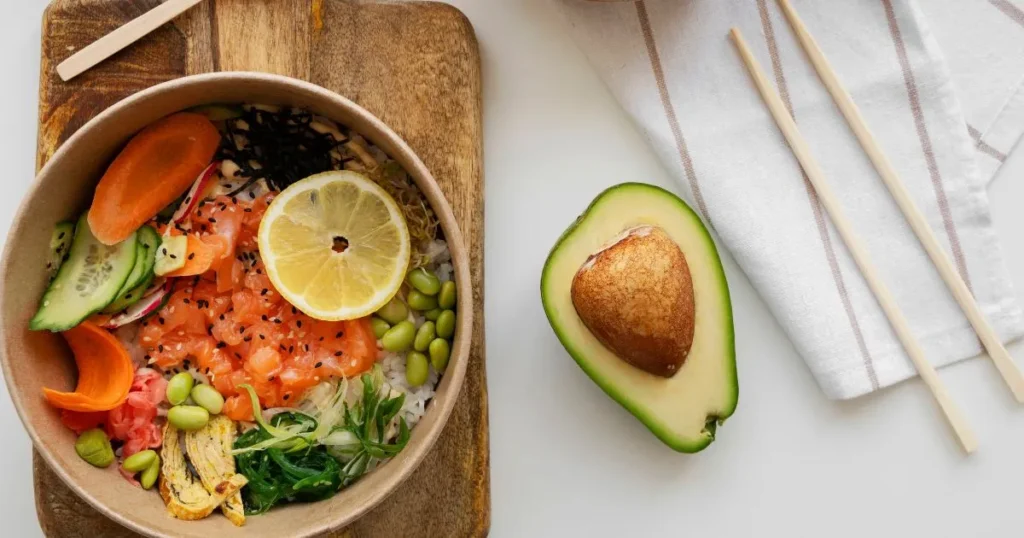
top-left (32, 1), bottom-right (489, 536)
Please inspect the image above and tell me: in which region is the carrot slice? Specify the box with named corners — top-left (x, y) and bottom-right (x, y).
top-left (87, 113), bottom-right (220, 245)
top-left (164, 235), bottom-right (218, 277)
top-left (43, 321), bottom-right (134, 412)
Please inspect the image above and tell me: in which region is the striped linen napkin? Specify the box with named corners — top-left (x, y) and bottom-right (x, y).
top-left (552, 0), bottom-right (1024, 399)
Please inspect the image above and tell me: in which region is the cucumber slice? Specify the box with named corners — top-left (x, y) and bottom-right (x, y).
top-left (46, 221), bottom-right (75, 279)
top-left (189, 104), bottom-right (244, 121)
top-left (102, 226), bottom-right (160, 313)
top-left (102, 273), bottom-right (155, 315)
top-left (154, 235), bottom-right (187, 276)
top-left (30, 215), bottom-right (138, 332)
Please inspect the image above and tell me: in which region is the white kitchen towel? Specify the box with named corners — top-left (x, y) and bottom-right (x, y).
top-left (552, 0), bottom-right (1024, 399)
top-left (920, 0), bottom-right (1024, 183)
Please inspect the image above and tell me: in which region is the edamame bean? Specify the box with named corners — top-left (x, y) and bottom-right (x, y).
top-left (406, 351), bottom-right (430, 386)
top-left (168, 405), bottom-right (210, 431)
top-left (424, 308), bottom-right (442, 321)
top-left (382, 321), bottom-right (416, 352)
top-left (376, 299), bottom-right (409, 325)
top-left (371, 316), bottom-right (391, 339)
top-left (190, 384), bottom-right (225, 415)
top-left (429, 338), bottom-right (451, 372)
top-left (140, 458), bottom-right (160, 490)
top-left (166, 372), bottom-right (195, 406)
top-left (406, 290), bottom-right (438, 311)
top-left (436, 309), bottom-right (456, 339)
top-left (406, 267), bottom-right (441, 296)
top-left (75, 428), bottom-right (114, 468)
top-left (122, 449), bottom-right (158, 473)
top-left (438, 280), bottom-right (457, 309)
top-left (414, 321), bottom-right (436, 352)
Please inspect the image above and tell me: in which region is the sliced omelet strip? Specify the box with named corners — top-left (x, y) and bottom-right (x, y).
top-left (159, 423), bottom-right (247, 522)
top-left (185, 415), bottom-right (246, 526)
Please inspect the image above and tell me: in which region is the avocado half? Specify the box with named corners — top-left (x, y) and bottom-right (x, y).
top-left (541, 183), bottom-right (737, 453)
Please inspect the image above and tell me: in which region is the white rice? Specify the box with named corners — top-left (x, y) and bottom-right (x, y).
top-left (380, 351), bottom-right (438, 428)
top-left (373, 243), bottom-right (451, 428)
top-left (114, 323), bottom-right (146, 369)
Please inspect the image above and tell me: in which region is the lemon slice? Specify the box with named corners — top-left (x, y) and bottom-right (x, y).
top-left (258, 170), bottom-right (411, 320)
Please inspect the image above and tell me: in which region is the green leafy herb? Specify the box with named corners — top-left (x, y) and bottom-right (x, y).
top-left (231, 369), bottom-right (411, 514)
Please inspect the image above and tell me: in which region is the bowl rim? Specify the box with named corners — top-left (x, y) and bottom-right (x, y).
top-left (0, 71), bottom-right (473, 537)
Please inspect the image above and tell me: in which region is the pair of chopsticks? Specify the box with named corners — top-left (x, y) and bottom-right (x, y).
top-left (732, 0), bottom-right (1024, 453)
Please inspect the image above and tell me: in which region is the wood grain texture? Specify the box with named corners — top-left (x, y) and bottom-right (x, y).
top-left (34, 1), bottom-right (489, 536)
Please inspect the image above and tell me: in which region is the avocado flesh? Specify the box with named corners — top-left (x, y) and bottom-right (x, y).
top-left (541, 183), bottom-right (737, 453)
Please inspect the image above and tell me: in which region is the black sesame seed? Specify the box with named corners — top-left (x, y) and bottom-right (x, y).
top-left (314, 361), bottom-right (322, 368)
top-left (162, 248), bottom-right (168, 255)
top-left (209, 218), bottom-right (217, 223)
top-left (261, 289), bottom-right (268, 296)
top-left (259, 334), bottom-right (265, 340)
top-left (288, 346), bottom-right (294, 353)
top-left (296, 320), bottom-right (302, 328)
top-left (261, 315), bottom-right (268, 321)
top-left (334, 351), bottom-right (342, 357)
top-left (283, 394), bottom-right (290, 401)
top-left (183, 298), bottom-right (190, 304)
top-left (244, 208), bottom-right (252, 213)
top-left (169, 254), bottom-right (177, 259)
top-left (335, 331), bottom-right (343, 338)
top-left (239, 326), bottom-right (245, 334)
top-left (57, 232), bottom-right (65, 239)
top-left (220, 314), bottom-right (225, 321)
top-left (125, 293), bottom-right (133, 299)
top-left (273, 319), bottom-right (282, 324)
top-left (188, 253), bottom-right (195, 260)
top-left (159, 317), bottom-right (165, 325)
top-left (144, 354), bottom-right (151, 360)
top-left (158, 345), bottom-right (164, 352)
top-left (216, 342), bottom-right (227, 348)
top-left (243, 336), bottom-right (252, 342)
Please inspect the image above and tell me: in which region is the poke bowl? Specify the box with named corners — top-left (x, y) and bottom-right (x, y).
top-left (0, 72), bottom-right (472, 537)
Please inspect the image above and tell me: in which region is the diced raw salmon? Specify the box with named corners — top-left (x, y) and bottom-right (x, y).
top-left (134, 194), bottom-right (379, 412)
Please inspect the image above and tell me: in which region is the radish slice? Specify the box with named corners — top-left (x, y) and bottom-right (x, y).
top-left (102, 282), bottom-right (170, 329)
top-left (171, 161), bottom-right (220, 224)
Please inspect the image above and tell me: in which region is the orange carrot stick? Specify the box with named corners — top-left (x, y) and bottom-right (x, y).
top-left (87, 113), bottom-right (220, 245)
top-left (43, 321), bottom-right (134, 412)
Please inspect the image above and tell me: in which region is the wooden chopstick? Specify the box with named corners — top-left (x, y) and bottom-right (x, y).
top-left (776, 0), bottom-right (1024, 404)
top-left (56, 0), bottom-right (205, 81)
top-left (730, 28), bottom-right (978, 453)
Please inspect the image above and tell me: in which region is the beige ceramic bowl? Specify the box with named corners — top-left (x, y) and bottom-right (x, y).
top-left (0, 72), bottom-right (472, 537)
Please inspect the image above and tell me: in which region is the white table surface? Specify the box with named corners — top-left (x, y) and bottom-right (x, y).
top-left (4, 1), bottom-right (1024, 536)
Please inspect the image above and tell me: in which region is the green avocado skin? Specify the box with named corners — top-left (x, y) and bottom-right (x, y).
top-left (540, 182), bottom-right (738, 453)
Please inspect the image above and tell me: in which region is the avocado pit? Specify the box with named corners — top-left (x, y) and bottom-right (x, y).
top-left (570, 225), bottom-right (696, 378)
